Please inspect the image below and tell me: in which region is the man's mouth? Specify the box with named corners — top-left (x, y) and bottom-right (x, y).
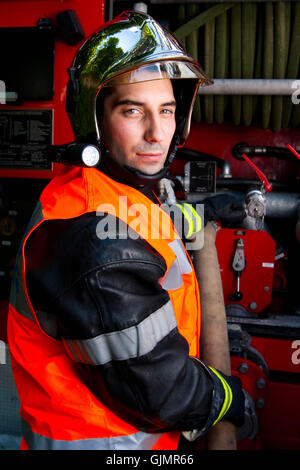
top-left (136, 153), bottom-right (163, 162)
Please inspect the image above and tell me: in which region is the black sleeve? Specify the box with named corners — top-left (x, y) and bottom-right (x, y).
top-left (24, 213), bottom-right (231, 435)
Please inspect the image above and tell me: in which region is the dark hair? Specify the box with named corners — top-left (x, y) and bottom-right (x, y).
top-left (96, 86), bottom-right (114, 122)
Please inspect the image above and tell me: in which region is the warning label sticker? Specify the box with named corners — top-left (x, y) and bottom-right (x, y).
top-left (0, 109), bottom-right (53, 169)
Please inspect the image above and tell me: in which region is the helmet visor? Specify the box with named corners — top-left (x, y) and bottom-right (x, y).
top-left (102, 60), bottom-right (212, 87)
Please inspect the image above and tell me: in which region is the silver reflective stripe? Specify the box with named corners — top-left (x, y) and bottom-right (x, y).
top-left (160, 258), bottom-right (183, 290)
top-left (22, 418), bottom-right (163, 450)
top-left (10, 201), bottom-right (44, 320)
top-left (168, 238), bottom-right (193, 275)
top-left (160, 238), bottom-right (193, 291)
top-left (63, 300), bottom-right (177, 365)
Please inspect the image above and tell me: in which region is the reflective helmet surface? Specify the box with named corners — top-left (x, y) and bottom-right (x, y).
top-left (66, 10), bottom-right (212, 147)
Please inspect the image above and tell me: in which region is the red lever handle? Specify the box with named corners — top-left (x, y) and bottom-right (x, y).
top-left (241, 153), bottom-right (272, 192)
top-left (286, 144), bottom-right (300, 161)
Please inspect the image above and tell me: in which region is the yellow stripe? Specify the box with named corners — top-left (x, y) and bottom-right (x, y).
top-left (209, 367), bottom-right (233, 426)
top-left (176, 204), bottom-right (194, 239)
top-left (183, 203), bottom-right (202, 233)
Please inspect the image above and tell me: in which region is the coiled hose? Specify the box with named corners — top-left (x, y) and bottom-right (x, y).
top-left (174, 1), bottom-right (300, 132)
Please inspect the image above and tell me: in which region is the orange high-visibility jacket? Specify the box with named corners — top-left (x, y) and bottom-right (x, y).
top-left (7, 165), bottom-right (210, 450)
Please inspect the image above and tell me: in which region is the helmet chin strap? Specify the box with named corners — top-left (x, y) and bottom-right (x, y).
top-left (100, 135), bottom-right (180, 187)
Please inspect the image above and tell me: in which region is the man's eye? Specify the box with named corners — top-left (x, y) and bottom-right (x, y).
top-left (161, 108), bottom-right (175, 115)
top-left (125, 108), bottom-right (139, 115)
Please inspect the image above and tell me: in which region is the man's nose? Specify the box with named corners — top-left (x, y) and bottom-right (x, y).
top-left (144, 114), bottom-right (164, 143)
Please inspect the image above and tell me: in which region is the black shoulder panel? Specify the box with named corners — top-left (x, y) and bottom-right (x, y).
top-left (25, 212), bottom-right (168, 337)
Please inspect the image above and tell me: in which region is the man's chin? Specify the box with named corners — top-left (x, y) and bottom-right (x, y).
top-left (135, 163), bottom-right (165, 176)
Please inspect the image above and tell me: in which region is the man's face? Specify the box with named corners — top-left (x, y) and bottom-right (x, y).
top-left (100, 79), bottom-right (176, 175)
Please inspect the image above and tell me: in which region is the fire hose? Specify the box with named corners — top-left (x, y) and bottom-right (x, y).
top-left (193, 222), bottom-right (237, 449)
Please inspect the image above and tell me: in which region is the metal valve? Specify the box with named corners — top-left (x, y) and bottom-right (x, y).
top-left (245, 189), bottom-right (266, 231)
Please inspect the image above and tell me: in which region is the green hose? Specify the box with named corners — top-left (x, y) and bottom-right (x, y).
top-left (282, 2), bottom-right (300, 127)
top-left (253, 9), bottom-right (264, 117)
top-left (242, 3), bottom-right (257, 126)
top-left (204, 18), bottom-right (215, 124)
top-left (174, 3), bottom-right (235, 41)
top-left (292, 103), bottom-right (300, 127)
top-left (174, 1), bottom-right (298, 131)
top-left (262, 2), bottom-right (274, 130)
top-left (177, 3), bottom-right (186, 48)
top-left (272, 2), bottom-right (288, 132)
top-left (186, 3), bottom-right (201, 123)
top-left (231, 5), bottom-right (242, 125)
top-left (215, 11), bottom-right (228, 124)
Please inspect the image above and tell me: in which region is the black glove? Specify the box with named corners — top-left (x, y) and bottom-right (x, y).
top-left (220, 372), bottom-right (246, 427)
top-left (209, 367), bottom-right (246, 428)
top-left (221, 372), bottom-right (258, 439)
top-left (211, 368), bottom-right (258, 439)
top-left (182, 361), bottom-right (256, 441)
top-left (203, 194), bottom-right (246, 226)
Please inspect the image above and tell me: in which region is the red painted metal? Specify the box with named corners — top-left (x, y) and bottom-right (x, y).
top-left (0, 0), bottom-right (105, 180)
top-left (231, 356), bottom-right (268, 450)
top-left (232, 354), bottom-right (300, 450)
top-left (286, 144), bottom-right (300, 161)
top-left (184, 121), bottom-right (300, 184)
top-left (0, 1), bottom-right (299, 450)
top-left (241, 153), bottom-right (273, 193)
top-left (215, 228), bottom-right (276, 313)
top-left (252, 336), bottom-right (300, 375)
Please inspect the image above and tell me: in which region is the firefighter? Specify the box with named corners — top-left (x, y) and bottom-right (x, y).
top-left (8, 11), bottom-right (247, 450)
